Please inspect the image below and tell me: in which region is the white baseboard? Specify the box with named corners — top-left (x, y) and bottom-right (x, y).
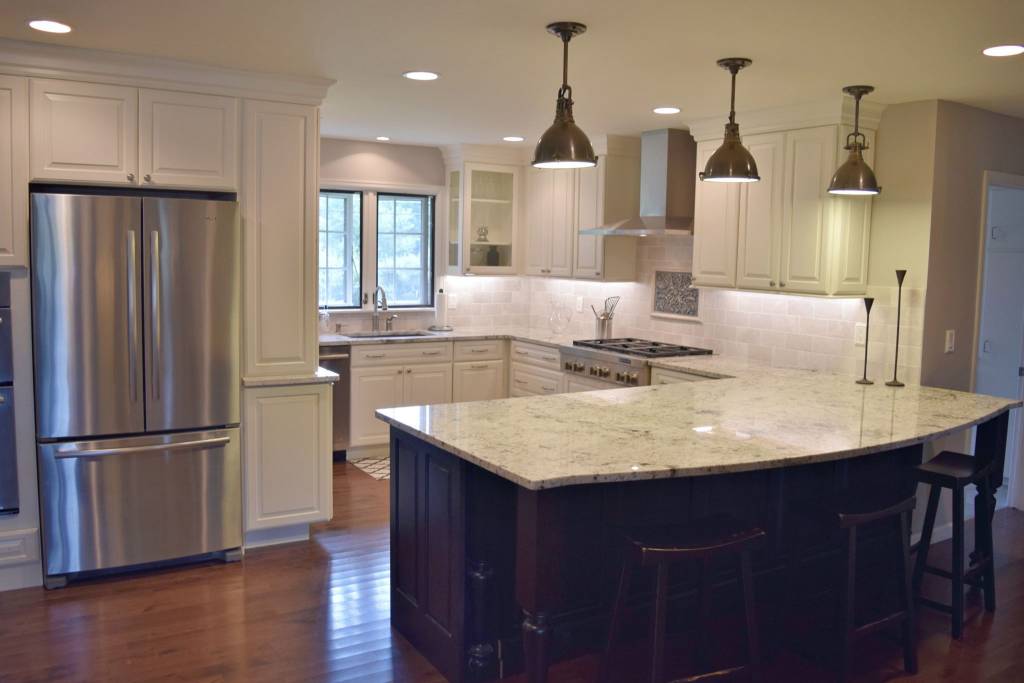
top-left (244, 523), bottom-right (310, 549)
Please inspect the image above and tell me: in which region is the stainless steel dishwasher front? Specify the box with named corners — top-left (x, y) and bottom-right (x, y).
top-left (319, 344), bottom-right (350, 455)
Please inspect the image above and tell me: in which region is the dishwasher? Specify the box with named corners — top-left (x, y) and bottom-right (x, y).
top-left (319, 344), bottom-right (350, 457)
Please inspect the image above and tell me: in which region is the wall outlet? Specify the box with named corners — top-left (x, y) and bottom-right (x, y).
top-left (853, 322), bottom-right (867, 346)
top-left (575, 296), bottom-right (584, 313)
top-left (448, 293), bottom-right (458, 310)
top-left (944, 329), bottom-right (956, 354)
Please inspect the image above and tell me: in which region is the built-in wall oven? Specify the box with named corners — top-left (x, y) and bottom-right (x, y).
top-left (0, 273), bottom-right (16, 516)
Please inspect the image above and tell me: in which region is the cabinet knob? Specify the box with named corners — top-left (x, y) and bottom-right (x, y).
top-left (769, 280), bottom-right (776, 287)
top-left (127, 173), bottom-right (135, 181)
top-left (144, 174), bottom-right (152, 183)
top-left (406, 368), bottom-right (412, 374)
top-left (780, 281), bottom-right (786, 287)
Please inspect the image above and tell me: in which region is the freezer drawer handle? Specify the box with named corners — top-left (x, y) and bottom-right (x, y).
top-left (320, 353), bottom-right (350, 360)
top-left (55, 436), bottom-right (231, 459)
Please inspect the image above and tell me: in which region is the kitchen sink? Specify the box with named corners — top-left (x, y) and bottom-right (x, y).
top-left (344, 330), bottom-right (437, 338)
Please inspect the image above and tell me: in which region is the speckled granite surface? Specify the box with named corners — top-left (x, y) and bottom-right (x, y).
top-left (377, 359), bottom-right (1020, 490)
top-left (320, 327), bottom-right (575, 349)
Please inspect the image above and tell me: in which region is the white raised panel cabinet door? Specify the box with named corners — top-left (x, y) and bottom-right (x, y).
top-left (692, 140), bottom-right (739, 287)
top-left (565, 375), bottom-right (609, 392)
top-left (30, 79), bottom-right (138, 184)
top-left (779, 126), bottom-right (837, 295)
top-left (139, 89), bottom-right (239, 190)
top-left (829, 127), bottom-right (875, 295)
top-left (548, 169), bottom-right (576, 277)
top-left (243, 383), bottom-right (333, 531)
top-left (525, 167), bottom-right (551, 275)
top-left (242, 100), bottom-right (319, 378)
top-left (573, 164), bottom-right (603, 278)
top-left (350, 365), bottom-right (405, 447)
top-left (453, 360), bottom-right (505, 401)
top-left (403, 363), bottom-right (453, 406)
top-left (0, 76), bottom-right (28, 268)
top-left (735, 133), bottom-right (785, 291)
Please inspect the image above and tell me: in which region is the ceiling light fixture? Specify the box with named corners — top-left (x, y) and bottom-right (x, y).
top-left (402, 71), bottom-right (439, 81)
top-left (532, 21), bottom-right (597, 169)
top-left (652, 106), bottom-right (680, 115)
top-left (502, 136), bottom-right (525, 142)
top-left (982, 44), bottom-right (1024, 57)
top-left (28, 19), bottom-right (72, 34)
top-left (700, 58), bottom-right (759, 183)
top-left (375, 136), bottom-right (390, 141)
top-left (828, 85), bottom-right (881, 196)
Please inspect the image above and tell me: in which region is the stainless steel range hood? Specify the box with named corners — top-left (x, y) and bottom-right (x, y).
top-left (580, 128), bottom-right (696, 236)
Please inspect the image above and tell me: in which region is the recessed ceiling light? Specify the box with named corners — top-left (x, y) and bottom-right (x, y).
top-left (28, 19), bottom-right (72, 34)
top-left (502, 136), bottom-right (525, 142)
top-left (375, 136), bottom-right (391, 142)
top-left (652, 106), bottom-right (681, 115)
top-left (983, 44), bottom-right (1024, 57)
top-left (402, 71), bottom-right (439, 81)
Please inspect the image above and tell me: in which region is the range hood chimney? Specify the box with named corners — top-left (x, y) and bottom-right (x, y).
top-left (580, 128), bottom-right (696, 236)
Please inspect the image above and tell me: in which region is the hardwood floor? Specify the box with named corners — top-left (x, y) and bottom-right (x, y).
top-left (0, 462), bottom-right (1021, 682)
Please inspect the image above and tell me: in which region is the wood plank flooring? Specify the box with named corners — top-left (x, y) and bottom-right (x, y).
top-left (0, 462), bottom-right (1021, 682)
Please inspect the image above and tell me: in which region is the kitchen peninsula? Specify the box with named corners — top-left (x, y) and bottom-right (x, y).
top-left (377, 359), bottom-right (1019, 683)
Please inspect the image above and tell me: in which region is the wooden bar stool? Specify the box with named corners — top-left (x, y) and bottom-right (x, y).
top-left (789, 493), bottom-right (917, 683)
top-left (600, 515), bottom-right (765, 683)
top-left (912, 451), bottom-right (997, 639)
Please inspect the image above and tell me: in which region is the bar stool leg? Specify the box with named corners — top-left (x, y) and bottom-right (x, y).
top-left (913, 485), bottom-right (941, 594)
top-left (979, 478), bottom-right (997, 613)
top-left (650, 563), bottom-right (669, 683)
top-left (837, 526), bottom-right (857, 683)
top-left (600, 563), bottom-right (632, 683)
top-left (951, 486), bottom-right (965, 639)
top-left (739, 550), bottom-right (762, 683)
top-left (898, 510), bottom-right (918, 674)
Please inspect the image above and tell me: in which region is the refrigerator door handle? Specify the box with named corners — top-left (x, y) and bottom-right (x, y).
top-left (126, 231), bottom-right (139, 403)
top-left (150, 230), bottom-right (161, 400)
top-left (55, 435), bottom-right (231, 459)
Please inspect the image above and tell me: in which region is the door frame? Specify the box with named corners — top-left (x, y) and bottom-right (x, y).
top-left (971, 170), bottom-right (1024, 510)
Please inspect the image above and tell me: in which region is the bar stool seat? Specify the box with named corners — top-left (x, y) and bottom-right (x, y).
top-left (600, 514), bottom-right (765, 683)
top-left (788, 492), bottom-right (917, 683)
top-left (913, 450), bottom-right (997, 639)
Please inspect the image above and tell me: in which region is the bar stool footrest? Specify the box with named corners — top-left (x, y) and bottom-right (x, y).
top-left (670, 664), bottom-right (748, 683)
top-left (918, 597), bottom-right (954, 614)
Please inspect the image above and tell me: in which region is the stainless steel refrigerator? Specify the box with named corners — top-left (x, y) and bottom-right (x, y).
top-left (31, 191), bottom-right (242, 587)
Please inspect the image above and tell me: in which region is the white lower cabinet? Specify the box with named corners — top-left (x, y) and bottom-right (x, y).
top-left (565, 375), bottom-right (611, 392)
top-left (349, 361), bottom-right (454, 447)
top-left (403, 363), bottom-right (454, 406)
top-left (453, 360), bottom-right (506, 402)
top-left (243, 383), bottom-right (333, 532)
top-left (510, 362), bottom-right (564, 397)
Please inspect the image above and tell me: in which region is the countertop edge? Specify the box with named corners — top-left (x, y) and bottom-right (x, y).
top-left (243, 367), bottom-right (340, 388)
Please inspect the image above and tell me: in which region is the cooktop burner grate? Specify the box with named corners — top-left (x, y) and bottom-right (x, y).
top-left (572, 338), bottom-right (713, 358)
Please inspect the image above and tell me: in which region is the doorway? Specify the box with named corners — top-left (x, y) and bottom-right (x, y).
top-left (974, 171), bottom-right (1024, 511)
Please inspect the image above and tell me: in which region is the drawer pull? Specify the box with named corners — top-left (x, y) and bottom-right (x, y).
top-left (470, 364), bottom-right (489, 369)
top-left (469, 348), bottom-right (489, 353)
top-left (422, 350), bottom-right (442, 356)
top-left (542, 355), bottom-right (557, 362)
top-left (514, 379), bottom-right (528, 385)
top-left (515, 349), bottom-right (528, 355)
top-left (542, 385), bottom-right (556, 392)
top-left (365, 352), bottom-right (386, 359)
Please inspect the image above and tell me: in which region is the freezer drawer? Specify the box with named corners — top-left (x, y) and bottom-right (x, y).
top-left (38, 428), bottom-right (241, 576)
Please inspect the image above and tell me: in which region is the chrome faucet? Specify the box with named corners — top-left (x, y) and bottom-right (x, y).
top-left (371, 285), bottom-right (389, 332)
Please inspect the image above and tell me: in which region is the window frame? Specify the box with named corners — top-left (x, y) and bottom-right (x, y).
top-left (374, 192), bottom-right (436, 309)
top-left (317, 189), bottom-right (365, 310)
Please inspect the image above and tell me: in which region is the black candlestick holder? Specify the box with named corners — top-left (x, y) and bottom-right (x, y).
top-left (857, 297), bottom-right (874, 385)
top-left (886, 269), bottom-right (907, 387)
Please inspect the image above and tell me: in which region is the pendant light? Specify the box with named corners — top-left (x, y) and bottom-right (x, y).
top-left (700, 58), bottom-right (759, 183)
top-left (828, 85), bottom-right (881, 195)
top-left (532, 21), bottom-right (597, 169)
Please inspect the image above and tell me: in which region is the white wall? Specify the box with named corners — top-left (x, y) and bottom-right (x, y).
top-left (321, 137), bottom-right (444, 188)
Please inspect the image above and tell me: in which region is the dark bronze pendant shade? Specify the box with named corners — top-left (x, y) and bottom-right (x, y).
top-left (532, 22), bottom-right (597, 169)
top-left (828, 85), bottom-right (881, 195)
top-left (700, 58), bottom-right (759, 183)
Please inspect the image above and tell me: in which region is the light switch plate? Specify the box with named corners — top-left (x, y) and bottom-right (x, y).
top-left (854, 323), bottom-right (867, 347)
top-left (944, 329), bottom-right (956, 354)
top-left (575, 296), bottom-right (584, 313)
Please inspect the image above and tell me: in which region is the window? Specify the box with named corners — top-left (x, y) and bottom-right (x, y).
top-left (318, 191), bottom-right (362, 308)
top-left (376, 193), bottom-right (434, 307)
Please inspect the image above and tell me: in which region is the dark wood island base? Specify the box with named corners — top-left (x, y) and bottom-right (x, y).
top-left (388, 412), bottom-right (1008, 683)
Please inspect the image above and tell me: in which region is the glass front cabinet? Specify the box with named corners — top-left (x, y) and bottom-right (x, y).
top-left (446, 162), bottom-right (520, 275)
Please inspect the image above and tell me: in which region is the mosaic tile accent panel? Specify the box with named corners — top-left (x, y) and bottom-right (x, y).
top-left (653, 271), bottom-right (699, 318)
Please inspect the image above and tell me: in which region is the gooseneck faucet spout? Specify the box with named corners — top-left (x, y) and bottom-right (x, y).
top-left (371, 286), bottom-right (389, 332)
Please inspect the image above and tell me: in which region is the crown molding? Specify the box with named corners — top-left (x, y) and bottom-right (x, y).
top-left (0, 38), bottom-right (334, 105)
top-left (688, 97), bottom-right (887, 141)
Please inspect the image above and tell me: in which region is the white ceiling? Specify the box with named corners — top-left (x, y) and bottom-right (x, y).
top-left (2, 0), bottom-right (1023, 147)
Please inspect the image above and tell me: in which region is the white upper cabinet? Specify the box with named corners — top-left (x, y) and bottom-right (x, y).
top-left (829, 127), bottom-right (875, 295)
top-left (0, 75), bottom-right (28, 268)
top-left (525, 167), bottom-right (575, 277)
top-left (692, 139), bottom-right (739, 287)
top-left (779, 126), bottom-right (837, 294)
top-left (30, 79), bottom-right (139, 184)
top-left (735, 133), bottom-right (785, 291)
top-left (573, 143), bottom-right (640, 281)
top-left (242, 99), bottom-right (319, 379)
top-left (139, 89), bottom-right (239, 190)
top-left (447, 162), bottom-right (519, 276)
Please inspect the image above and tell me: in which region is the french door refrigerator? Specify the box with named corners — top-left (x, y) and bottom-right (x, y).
top-left (31, 191), bottom-right (242, 587)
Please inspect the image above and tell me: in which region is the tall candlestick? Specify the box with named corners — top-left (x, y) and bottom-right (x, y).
top-left (886, 269), bottom-right (907, 387)
top-left (857, 297), bottom-right (874, 385)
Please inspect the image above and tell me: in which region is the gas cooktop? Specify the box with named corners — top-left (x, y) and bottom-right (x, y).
top-left (572, 338), bottom-right (713, 359)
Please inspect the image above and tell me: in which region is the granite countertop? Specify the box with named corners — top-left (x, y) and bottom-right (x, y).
top-left (377, 357), bottom-right (1020, 490)
top-left (242, 366), bottom-right (340, 387)
top-left (319, 327), bottom-right (575, 349)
